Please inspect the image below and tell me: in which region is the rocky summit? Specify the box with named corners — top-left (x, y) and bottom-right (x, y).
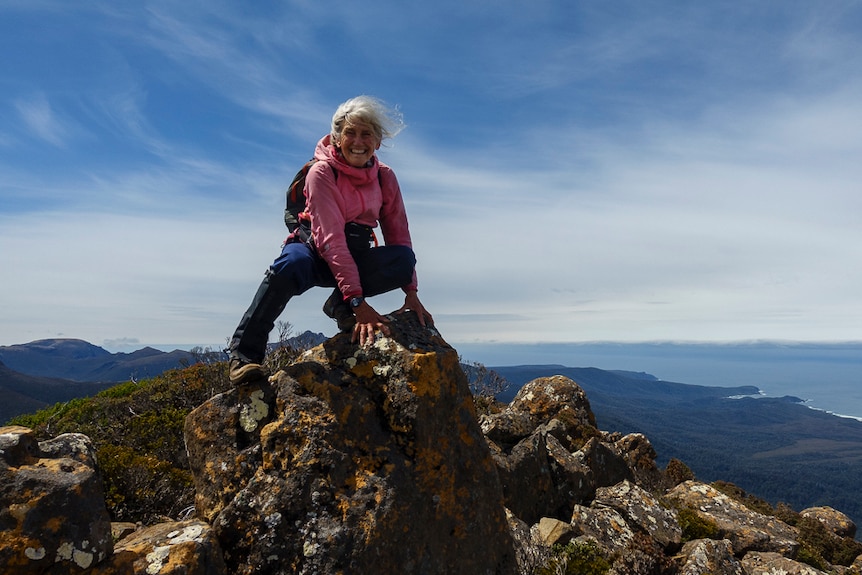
top-left (2, 312), bottom-right (862, 574)
top-left (184, 312), bottom-right (517, 574)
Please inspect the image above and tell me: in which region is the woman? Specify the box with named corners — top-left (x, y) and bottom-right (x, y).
top-left (228, 96), bottom-right (432, 385)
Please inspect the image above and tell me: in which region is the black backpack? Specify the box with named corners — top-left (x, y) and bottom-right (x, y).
top-left (283, 158), bottom-right (382, 244)
top-left (284, 159), bottom-right (319, 243)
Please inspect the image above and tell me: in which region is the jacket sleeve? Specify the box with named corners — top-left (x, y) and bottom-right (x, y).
top-left (378, 167), bottom-right (418, 292)
top-left (305, 163), bottom-right (364, 299)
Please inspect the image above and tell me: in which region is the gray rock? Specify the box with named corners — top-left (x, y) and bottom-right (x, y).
top-left (742, 550), bottom-right (828, 575)
top-left (678, 539), bottom-right (744, 575)
top-left (571, 503), bottom-right (636, 554)
top-left (666, 480), bottom-right (799, 557)
top-left (0, 426), bottom-right (113, 574)
top-left (594, 480), bottom-right (681, 551)
top-left (800, 506), bottom-right (856, 539)
top-left (95, 520), bottom-right (226, 575)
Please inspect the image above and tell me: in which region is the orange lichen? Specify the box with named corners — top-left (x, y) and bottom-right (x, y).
top-left (45, 516), bottom-right (64, 533)
top-left (413, 445), bottom-right (460, 523)
top-left (407, 353), bottom-right (442, 399)
top-left (349, 360), bottom-right (376, 379)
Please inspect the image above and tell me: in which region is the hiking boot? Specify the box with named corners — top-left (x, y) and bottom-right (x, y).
top-left (323, 289), bottom-right (356, 333)
top-left (229, 358), bottom-right (266, 385)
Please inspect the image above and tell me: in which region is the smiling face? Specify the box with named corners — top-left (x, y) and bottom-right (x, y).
top-left (335, 120), bottom-right (381, 167)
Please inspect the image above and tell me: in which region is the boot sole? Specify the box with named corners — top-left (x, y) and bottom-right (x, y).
top-left (229, 363), bottom-right (266, 385)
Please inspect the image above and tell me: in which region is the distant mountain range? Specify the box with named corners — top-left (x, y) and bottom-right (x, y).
top-left (0, 339), bottom-right (196, 382)
top-left (0, 339), bottom-right (200, 424)
top-left (0, 336), bottom-right (326, 424)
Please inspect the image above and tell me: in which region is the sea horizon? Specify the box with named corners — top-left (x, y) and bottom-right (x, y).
top-left (455, 340), bottom-right (862, 421)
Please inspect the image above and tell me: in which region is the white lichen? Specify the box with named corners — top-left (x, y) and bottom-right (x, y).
top-left (56, 541), bottom-right (73, 561)
top-left (373, 365), bottom-right (392, 377)
top-left (303, 540), bottom-right (318, 557)
top-left (265, 512), bottom-right (283, 529)
top-left (168, 523), bottom-right (204, 544)
top-left (73, 548), bottom-right (94, 569)
top-left (25, 547), bottom-right (46, 560)
top-left (239, 389), bottom-right (269, 432)
top-left (146, 546), bottom-right (170, 575)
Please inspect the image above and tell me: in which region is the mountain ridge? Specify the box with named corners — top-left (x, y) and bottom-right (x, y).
top-left (0, 335), bottom-right (327, 423)
top-left (0, 338), bottom-right (194, 382)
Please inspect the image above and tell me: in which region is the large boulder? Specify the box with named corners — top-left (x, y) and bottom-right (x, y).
top-left (0, 426), bottom-right (113, 574)
top-left (185, 312), bottom-right (517, 575)
top-left (493, 375), bottom-right (599, 452)
top-left (800, 506), bottom-right (856, 539)
top-left (565, 481), bottom-right (681, 574)
top-left (676, 539), bottom-right (745, 575)
top-left (482, 376), bottom-right (605, 524)
top-left (666, 480), bottom-right (799, 557)
top-left (592, 480), bottom-right (681, 552)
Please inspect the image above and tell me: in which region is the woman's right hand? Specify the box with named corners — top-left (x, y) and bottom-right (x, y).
top-left (351, 300), bottom-right (391, 346)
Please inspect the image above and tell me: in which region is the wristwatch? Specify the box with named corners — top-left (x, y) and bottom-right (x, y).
top-left (349, 296), bottom-right (364, 310)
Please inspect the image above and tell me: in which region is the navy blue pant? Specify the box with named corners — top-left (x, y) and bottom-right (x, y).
top-left (229, 241), bottom-right (416, 363)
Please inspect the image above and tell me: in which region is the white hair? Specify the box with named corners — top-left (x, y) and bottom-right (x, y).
top-left (330, 95), bottom-right (405, 143)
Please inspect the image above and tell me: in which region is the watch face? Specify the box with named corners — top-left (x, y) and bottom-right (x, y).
top-left (350, 297), bottom-right (363, 308)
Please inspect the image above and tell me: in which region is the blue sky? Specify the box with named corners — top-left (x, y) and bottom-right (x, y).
top-left (2, 1), bottom-right (861, 353)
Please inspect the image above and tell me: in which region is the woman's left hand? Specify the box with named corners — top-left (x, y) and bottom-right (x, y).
top-left (397, 290), bottom-right (433, 327)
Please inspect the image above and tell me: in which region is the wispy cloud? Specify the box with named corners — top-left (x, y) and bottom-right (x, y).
top-left (15, 94), bottom-right (71, 146)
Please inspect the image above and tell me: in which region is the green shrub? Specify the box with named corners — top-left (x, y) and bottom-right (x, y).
top-left (773, 501), bottom-right (799, 526)
top-left (677, 507), bottom-right (720, 542)
top-left (96, 379), bottom-right (141, 399)
top-left (8, 397), bottom-right (90, 430)
top-left (97, 443), bottom-right (194, 523)
top-left (796, 516), bottom-right (862, 567)
top-left (538, 540), bottom-right (611, 575)
top-left (665, 458), bottom-right (695, 485)
top-left (796, 545), bottom-right (829, 571)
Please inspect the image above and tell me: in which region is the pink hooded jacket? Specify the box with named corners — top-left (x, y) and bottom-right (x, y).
top-left (305, 135), bottom-right (417, 300)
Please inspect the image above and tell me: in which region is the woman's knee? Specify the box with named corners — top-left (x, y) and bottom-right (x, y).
top-left (371, 245), bottom-right (415, 272)
top-left (392, 245), bottom-right (416, 268)
top-left (391, 246), bottom-right (416, 281)
top-left (356, 245), bottom-right (416, 295)
top-left (270, 243), bottom-right (317, 288)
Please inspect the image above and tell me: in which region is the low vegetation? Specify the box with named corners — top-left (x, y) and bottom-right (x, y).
top-left (538, 540), bottom-right (611, 575)
top-left (10, 362), bottom-right (231, 523)
top-left (9, 326), bottom-right (312, 524)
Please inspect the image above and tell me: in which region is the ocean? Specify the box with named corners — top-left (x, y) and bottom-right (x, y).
top-left (454, 341), bottom-right (862, 421)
